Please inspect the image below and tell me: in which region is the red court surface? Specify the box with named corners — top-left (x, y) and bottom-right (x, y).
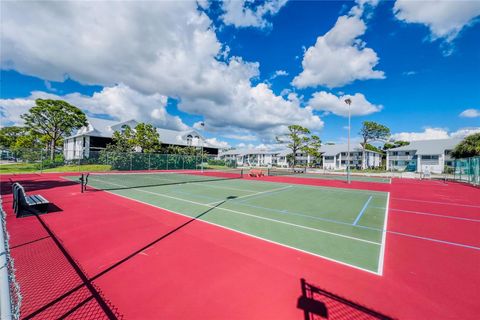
top-left (1, 173), bottom-right (479, 319)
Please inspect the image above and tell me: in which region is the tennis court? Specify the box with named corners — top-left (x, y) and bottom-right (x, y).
top-left (268, 168), bottom-right (391, 183)
top-left (67, 170), bottom-right (389, 273)
top-left (2, 170), bottom-right (479, 319)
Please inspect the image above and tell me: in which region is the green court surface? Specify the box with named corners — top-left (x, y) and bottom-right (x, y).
top-left (68, 172), bottom-right (389, 273)
top-left (296, 173), bottom-right (391, 184)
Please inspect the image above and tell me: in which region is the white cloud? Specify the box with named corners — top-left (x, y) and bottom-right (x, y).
top-left (2, 1), bottom-right (221, 100)
top-left (292, 15), bottom-right (384, 88)
top-left (1, 1), bottom-right (320, 140)
top-left (403, 71), bottom-right (417, 76)
top-left (235, 142), bottom-right (282, 151)
top-left (224, 134), bottom-right (257, 141)
top-left (270, 70), bottom-right (289, 80)
top-left (392, 128), bottom-right (450, 141)
top-left (220, 0), bottom-right (288, 28)
top-left (205, 137), bottom-right (230, 149)
top-left (392, 127), bottom-right (480, 141)
top-left (0, 98), bottom-right (35, 127)
top-left (450, 127), bottom-right (480, 138)
top-left (459, 108), bottom-right (480, 118)
top-left (393, 0), bottom-right (480, 41)
top-left (179, 81), bottom-right (324, 140)
top-left (0, 84), bottom-right (189, 130)
top-left (308, 91), bottom-right (382, 117)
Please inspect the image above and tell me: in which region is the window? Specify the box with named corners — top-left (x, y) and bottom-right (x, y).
top-left (405, 151), bottom-right (410, 155)
top-left (421, 155), bottom-right (439, 160)
top-left (186, 135), bottom-right (193, 146)
top-left (392, 152), bottom-right (398, 156)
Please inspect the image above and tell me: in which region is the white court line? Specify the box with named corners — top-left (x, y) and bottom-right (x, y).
top-left (237, 178), bottom-right (389, 196)
top-left (89, 177), bottom-right (379, 246)
top-left (207, 185), bottom-right (292, 205)
top-left (392, 197), bottom-right (480, 208)
top-left (388, 208), bottom-right (480, 223)
top-left (377, 192), bottom-right (390, 275)
top-left (90, 188), bottom-right (382, 275)
top-left (193, 182), bottom-right (257, 193)
top-left (235, 185), bottom-right (292, 200)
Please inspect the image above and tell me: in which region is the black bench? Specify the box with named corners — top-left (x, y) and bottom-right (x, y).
top-left (12, 182), bottom-right (50, 217)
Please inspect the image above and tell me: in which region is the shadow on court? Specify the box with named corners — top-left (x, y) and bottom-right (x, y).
top-left (0, 178), bottom-right (79, 196)
top-left (16, 194), bottom-right (234, 319)
top-left (297, 278), bottom-right (394, 320)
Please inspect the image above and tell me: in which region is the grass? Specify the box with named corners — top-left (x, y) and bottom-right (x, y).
top-left (0, 163), bottom-right (111, 174)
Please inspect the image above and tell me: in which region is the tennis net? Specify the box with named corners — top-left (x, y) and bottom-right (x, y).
top-left (82, 169), bottom-right (244, 191)
top-left (267, 167), bottom-right (306, 176)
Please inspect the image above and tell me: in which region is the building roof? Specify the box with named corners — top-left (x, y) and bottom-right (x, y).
top-left (319, 143), bottom-right (367, 156)
top-left (388, 138), bottom-right (462, 155)
top-left (219, 149), bottom-right (279, 157)
top-left (67, 117), bottom-right (123, 139)
top-left (67, 117), bottom-right (216, 148)
top-left (156, 128), bottom-right (215, 148)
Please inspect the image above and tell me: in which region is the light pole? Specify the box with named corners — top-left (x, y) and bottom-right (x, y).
top-left (200, 122), bottom-right (205, 173)
top-left (344, 98), bottom-right (352, 184)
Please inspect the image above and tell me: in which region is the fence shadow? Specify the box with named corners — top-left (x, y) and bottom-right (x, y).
top-left (297, 278), bottom-right (394, 320)
top-left (0, 179), bottom-right (79, 195)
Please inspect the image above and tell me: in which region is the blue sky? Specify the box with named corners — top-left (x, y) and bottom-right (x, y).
top-left (1, 0), bottom-right (479, 149)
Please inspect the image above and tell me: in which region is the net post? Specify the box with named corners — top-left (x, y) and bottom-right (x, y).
top-left (79, 173), bottom-right (84, 193)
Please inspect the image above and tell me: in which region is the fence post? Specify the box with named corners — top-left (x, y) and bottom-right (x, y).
top-left (166, 153), bottom-right (169, 171)
top-left (130, 152), bottom-right (133, 171)
top-left (40, 149), bottom-right (43, 173)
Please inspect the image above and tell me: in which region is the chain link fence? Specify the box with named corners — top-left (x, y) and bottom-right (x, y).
top-left (453, 156), bottom-right (480, 186)
top-left (1, 148), bottom-right (236, 174)
top-left (1, 197), bottom-right (22, 320)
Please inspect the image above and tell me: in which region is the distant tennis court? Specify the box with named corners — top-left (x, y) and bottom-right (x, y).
top-left (68, 169), bottom-right (389, 273)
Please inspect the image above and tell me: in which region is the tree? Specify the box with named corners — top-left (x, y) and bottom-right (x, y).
top-left (364, 143), bottom-right (384, 154)
top-left (0, 126), bottom-right (27, 148)
top-left (21, 99), bottom-right (87, 160)
top-left (304, 135), bottom-right (322, 167)
top-left (359, 121), bottom-right (390, 169)
top-left (383, 140), bottom-right (409, 150)
top-left (133, 123), bottom-right (162, 153)
top-left (108, 123), bottom-right (162, 152)
top-left (110, 125), bottom-right (136, 152)
top-left (277, 125), bottom-right (316, 168)
top-left (451, 133), bottom-right (480, 158)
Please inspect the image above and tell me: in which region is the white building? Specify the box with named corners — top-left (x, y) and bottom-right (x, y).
top-left (219, 149), bottom-right (278, 167)
top-left (386, 138), bottom-right (461, 174)
top-left (321, 144), bottom-right (382, 170)
top-left (219, 144), bottom-right (382, 169)
top-left (64, 118), bottom-right (218, 160)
